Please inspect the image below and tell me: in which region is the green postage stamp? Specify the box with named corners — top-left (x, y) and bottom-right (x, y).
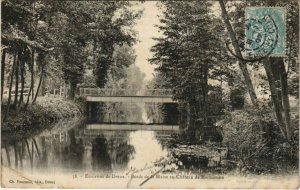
top-left (245, 7), bottom-right (286, 57)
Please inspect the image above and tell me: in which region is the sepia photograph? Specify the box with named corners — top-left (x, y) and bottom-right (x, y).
top-left (1, 0), bottom-right (299, 188)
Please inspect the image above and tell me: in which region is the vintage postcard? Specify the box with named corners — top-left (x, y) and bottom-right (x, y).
top-left (1, 0), bottom-right (299, 189)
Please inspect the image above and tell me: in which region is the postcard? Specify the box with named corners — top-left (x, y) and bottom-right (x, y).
top-left (1, 0), bottom-right (299, 188)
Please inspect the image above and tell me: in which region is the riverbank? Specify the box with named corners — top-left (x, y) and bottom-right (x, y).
top-left (1, 97), bottom-right (85, 137)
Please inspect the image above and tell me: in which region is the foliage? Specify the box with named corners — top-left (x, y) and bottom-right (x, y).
top-left (220, 0), bottom-right (299, 141)
top-left (229, 88), bottom-right (245, 109)
top-left (2, 97), bottom-right (83, 130)
top-left (110, 44), bottom-right (137, 82)
top-left (222, 108), bottom-right (298, 174)
top-left (1, 0), bottom-right (142, 108)
top-left (150, 1), bottom-right (233, 131)
top-left (105, 49), bottom-right (145, 95)
top-left (145, 73), bottom-right (176, 124)
top-left (92, 44), bottom-right (145, 123)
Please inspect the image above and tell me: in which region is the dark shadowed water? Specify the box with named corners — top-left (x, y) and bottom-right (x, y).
top-left (1, 103), bottom-right (180, 175)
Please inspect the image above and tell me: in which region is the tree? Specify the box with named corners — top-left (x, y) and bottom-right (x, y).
top-left (218, 0), bottom-right (259, 107)
top-left (218, 0), bottom-right (299, 141)
top-left (1, 0), bottom-right (52, 115)
top-left (87, 1), bottom-right (141, 88)
top-left (150, 1), bottom-right (231, 133)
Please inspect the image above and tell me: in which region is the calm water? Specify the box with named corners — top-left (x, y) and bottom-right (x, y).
top-left (1, 103), bottom-right (179, 174)
top-left (1, 103), bottom-right (298, 189)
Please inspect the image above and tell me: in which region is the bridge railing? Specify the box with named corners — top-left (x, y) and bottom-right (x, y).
top-left (78, 88), bottom-right (173, 97)
top-left (144, 89), bottom-right (172, 96)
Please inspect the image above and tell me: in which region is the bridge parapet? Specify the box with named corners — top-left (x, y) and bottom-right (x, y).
top-left (79, 88), bottom-right (172, 97)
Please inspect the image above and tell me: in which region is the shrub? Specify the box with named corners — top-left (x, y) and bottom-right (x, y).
top-left (229, 88), bottom-right (245, 109)
top-left (2, 97), bottom-right (83, 131)
top-left (222, 108), bottom-right (298, 174)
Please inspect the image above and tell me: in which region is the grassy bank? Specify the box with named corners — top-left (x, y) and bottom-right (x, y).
top-left (1, 97), bottom-right (85, 133)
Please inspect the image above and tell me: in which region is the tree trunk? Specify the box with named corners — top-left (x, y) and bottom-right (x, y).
top-left (24, 86), bottom-right (32, 109)
top-left (69, 81), bottom-right (77, 100)
top-left (39, 71), bottom-right (46, 97)
top-left (18, 60), bottom-right (25, 108)
top-left (186, 102), bottom-right (191, 130)
top-left (64, 82), bottom-right (67, 99)
top-left (278, 59), bottom-right (292, 140)
top-left (218, 0), bottom-right (259, 107)
top-left (32, 63), bottom-right (45, 103)
top-left (202, 62), bottom-right (209, 126)
top-left (263, 58), bottom-right (287, 139)
top-left (24, 73), bottom-right (33, 109)
top-left (220, 76), bottom-right (223, 104)
top-left (4, 53), bottom-right (17, 121)
top-left (1, 49), bottom-right (6, 100)
top-left (14, 52), bottom-right (20, 108)
top-left (270, 58), bottom-right (283, 109)
top-left (31, 50), bottom-right (35, 100)
top-left (218, 0), bottom-right (267, 133)
top-left (24, 51), bottom-right (35, 109)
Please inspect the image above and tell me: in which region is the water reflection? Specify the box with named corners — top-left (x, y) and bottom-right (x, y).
top-left (61, 129), bottom-right (84, 169)
top-left (127, 131), bottom-right (168, 170)
top-left (1, 101), bottom-right (182, 175)
top-left (1, 119), bottom-right (177, 174)
top-left (92, 136), bottom-right (112, 171)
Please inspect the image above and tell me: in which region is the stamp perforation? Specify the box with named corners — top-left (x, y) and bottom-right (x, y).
top-left (245, 6), bottom-right (287, 58)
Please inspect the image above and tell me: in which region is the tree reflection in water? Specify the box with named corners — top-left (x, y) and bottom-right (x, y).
top-left (116, 142), bottom-right (135, 167)
top-left (106, 133), bottom-right (135, 171)
top-left (94, 101), bottom-right (139, 172)
top-left (92, 136), bottom-right (112, 171)
top-left (62, 129), bottom-right (84, 169)
top-left (91, 132), bottom-right (136, 172)
top-left (1, 100), bottom-right (170, 173)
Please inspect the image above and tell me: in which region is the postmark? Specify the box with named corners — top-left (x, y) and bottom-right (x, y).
top-left (245, 7), bottom-right (286, 57)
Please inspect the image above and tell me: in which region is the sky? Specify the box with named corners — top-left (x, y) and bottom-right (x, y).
top-left (131, 2), bottom-right (220, 82)
top-left (132, 1), bottom-right (162, 82)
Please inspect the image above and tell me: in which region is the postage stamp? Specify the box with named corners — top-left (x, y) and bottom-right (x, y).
top-left (245, 7), bottom-right (286, 57)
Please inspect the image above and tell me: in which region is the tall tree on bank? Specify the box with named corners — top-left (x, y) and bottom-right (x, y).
top-left (150, 1), bottom-right (231, 131)
top-left (218, 0), bottom-right (259, 107)
top-left (1, 0), bottom-right (53, 117)
top-left (1, 1), bottom-right (142, 101)
top-left (89, 1), bottom-right (141, 88)
top-left (218, 0), bottom-right (299, 141)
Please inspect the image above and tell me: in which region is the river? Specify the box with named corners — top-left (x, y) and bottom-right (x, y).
top-left (1, 102), bottom-right (180, 175)
top-left (2, 102), bottom-right (298, 188)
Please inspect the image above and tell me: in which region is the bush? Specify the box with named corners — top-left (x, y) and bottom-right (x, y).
top-left (229, 88), bottom-right (245, 109)
top-left (222, 108), bottom-right (298, 174)
top-left (2, 97), bottom-right (83, 131)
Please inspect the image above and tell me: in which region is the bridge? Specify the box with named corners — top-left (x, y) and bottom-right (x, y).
top-left (79, 88), bottom-right (176, 103)
top-left (76, 123), bottom-right (180, 140)
top-left (86, 123), bottom-right (179, 131)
